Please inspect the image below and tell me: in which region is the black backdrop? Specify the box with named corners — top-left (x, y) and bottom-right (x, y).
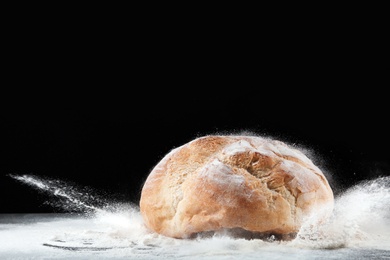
top-left (1, 12), bottom-right (389, 213)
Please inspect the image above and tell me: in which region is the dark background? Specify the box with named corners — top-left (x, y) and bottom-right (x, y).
top-left (1, 10), bottom-right (389, 213)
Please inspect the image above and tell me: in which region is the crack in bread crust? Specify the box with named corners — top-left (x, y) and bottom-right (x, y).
top-left (220, 149), bottom-right (299, 227)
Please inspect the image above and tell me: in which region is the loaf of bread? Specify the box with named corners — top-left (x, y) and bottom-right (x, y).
top-left (140, 135), bottom-right (334, 239)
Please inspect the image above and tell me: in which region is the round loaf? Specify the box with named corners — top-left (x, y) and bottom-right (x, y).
top-left (140, 135), bottom-right (334, 239)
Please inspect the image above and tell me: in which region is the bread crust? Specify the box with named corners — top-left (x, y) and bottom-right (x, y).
top-left (140, 135), bottom-right (334, 239)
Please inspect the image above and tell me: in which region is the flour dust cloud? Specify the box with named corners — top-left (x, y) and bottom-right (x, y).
top-left (2, 173), bottom-right (389, 259)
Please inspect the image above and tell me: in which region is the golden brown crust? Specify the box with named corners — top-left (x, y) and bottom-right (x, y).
top-left (140, 135), bottom-right (334, 239)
